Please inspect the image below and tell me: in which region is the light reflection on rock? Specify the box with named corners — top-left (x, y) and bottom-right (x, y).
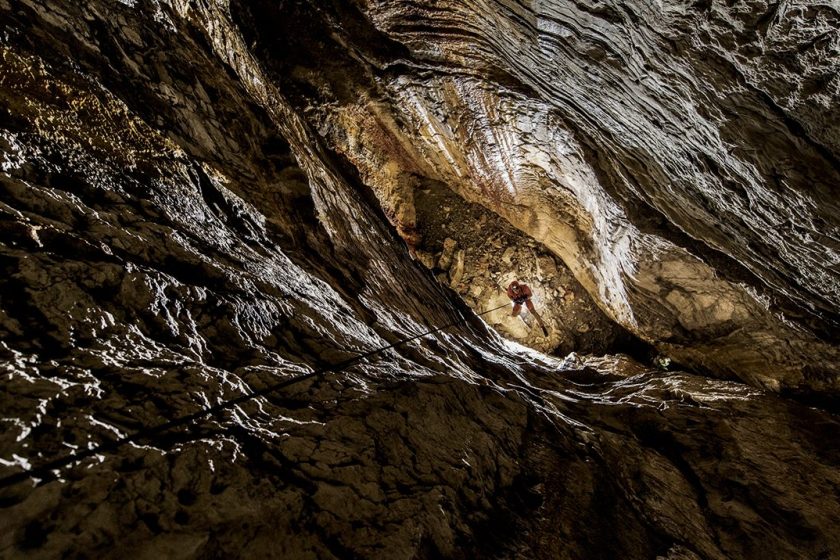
top-left (0, 1), bottom-right (838, 559)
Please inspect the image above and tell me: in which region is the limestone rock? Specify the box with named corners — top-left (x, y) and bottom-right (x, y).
top-left (414, 249), bottom-right (436, 270)
top-left (501, 247), bottom-right (515, 264)
top-left (448, 249), bottom-right (465, 288)
top-left (0, 1), bottom-right (839, 559)
top-left (437, 237), bottom-right (458, 270)
top-left (283, 0), bottom-right (840, 394)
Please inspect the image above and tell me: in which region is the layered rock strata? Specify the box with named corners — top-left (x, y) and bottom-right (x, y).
top-left (0, 1), bottom-right (839, 559)
top-left (241, 0), bottom-right (840, 394)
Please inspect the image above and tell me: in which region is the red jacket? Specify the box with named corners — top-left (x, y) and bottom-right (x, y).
top-left (506, 282), bottom-right (532, 302)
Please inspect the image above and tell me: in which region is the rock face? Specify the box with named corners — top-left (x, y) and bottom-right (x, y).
top-left (246, 0), bottom-right (840, 394)
top-left (0, 1), bottom-right (839, 559)
top-left (411, 178), bottom-right (638, 356)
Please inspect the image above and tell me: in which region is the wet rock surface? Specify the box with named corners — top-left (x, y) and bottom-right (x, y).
top-left (0, 1), bottom-right (838, 559)
top-left (412, 177), bottom-right (640, 356)
top-left (253, 0), bottom-right (840, 394)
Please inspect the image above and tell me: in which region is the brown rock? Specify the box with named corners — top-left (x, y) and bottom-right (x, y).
top-left (0, 2), bottom-right (839, 559)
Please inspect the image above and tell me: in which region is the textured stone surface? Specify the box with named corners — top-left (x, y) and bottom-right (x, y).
top-left (0, 1), bottom-right (839, 559)
top-left (253, 0), bottom-right (840, 393)
top-left (411, 178), bottom-right (639, 356)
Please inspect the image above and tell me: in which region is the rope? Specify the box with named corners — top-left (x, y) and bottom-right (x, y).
top-left (0, 302), bottom-right (511, 489)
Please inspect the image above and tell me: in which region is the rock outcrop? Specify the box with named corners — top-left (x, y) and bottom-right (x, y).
top-left (245, 0), bottom-right (840, 394)
top-left (0, 1), bottom-right (839, 559)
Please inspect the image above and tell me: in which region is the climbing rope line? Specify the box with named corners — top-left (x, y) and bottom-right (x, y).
top-left (0, 302), bottom-right (511, 489)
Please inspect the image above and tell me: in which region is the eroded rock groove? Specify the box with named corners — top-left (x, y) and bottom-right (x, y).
top-left (1, 0), bottom-right (839, 558)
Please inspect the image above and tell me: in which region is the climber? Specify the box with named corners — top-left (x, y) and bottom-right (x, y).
top-left (506, 280), bottom-right (548, 336)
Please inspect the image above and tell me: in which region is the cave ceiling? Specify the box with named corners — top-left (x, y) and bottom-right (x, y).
top-left (1, 0), bottom-right (839, 558)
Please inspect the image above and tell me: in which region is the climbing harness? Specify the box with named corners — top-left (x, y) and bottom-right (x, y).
top-left (0, 302), bottom-right (510, 489)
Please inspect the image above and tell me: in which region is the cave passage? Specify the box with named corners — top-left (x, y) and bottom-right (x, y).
top-left (1, 0), bottom-right (840, 559)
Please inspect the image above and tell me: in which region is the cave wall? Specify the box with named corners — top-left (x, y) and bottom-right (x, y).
top-left (242, 0), bottom-right (840, 394)
top-left (0, 1), bottom-right (839, 559)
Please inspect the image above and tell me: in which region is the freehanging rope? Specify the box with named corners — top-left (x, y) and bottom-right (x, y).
top-left (0, 302), bottom-right (510, 489)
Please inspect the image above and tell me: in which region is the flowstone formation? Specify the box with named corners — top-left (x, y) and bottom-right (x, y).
top-left (243, 0), bottom-right (840, 394)
top-left (0, 1), bottom-right (839, 559)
